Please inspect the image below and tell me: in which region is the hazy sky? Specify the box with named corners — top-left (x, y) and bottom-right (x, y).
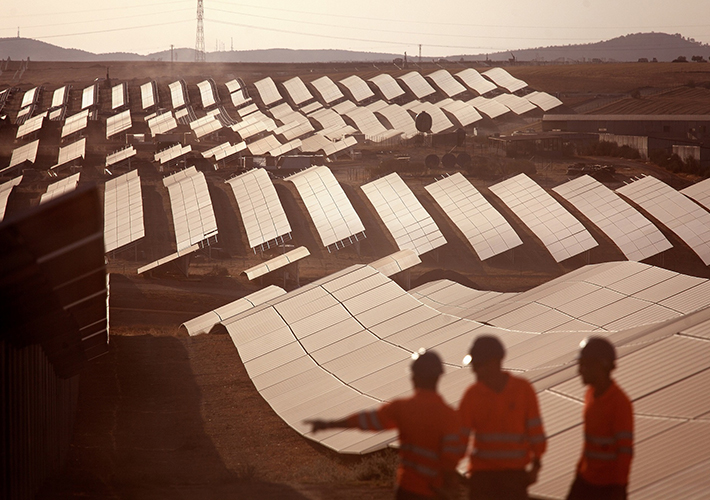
top-left (2, 0), bottom-right (709, 56)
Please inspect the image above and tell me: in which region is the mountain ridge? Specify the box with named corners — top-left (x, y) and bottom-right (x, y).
top-left (0, 32), bottom-right (708, 63)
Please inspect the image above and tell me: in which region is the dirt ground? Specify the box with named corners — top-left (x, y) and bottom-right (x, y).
top-left (8, 61), bottom-right (710, 498)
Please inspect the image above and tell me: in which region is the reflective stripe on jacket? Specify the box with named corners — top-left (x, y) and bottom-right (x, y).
top-left (458, 374), bottom-right (546, 472)
top-left (346, 389), bottom-right (466, 497)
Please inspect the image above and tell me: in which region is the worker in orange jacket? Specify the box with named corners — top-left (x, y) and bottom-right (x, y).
top-left (306, 350), bottom-right (466, 500)
top-left (458, 335), bottom-right (546, 500)
top-left (566, 337), bottom-right (633, 500)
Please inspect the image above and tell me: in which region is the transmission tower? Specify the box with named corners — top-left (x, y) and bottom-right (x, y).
top-left (195, 0), bottom-right (205, 62)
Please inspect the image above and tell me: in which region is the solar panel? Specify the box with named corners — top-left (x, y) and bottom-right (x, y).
top-left (147, 111), bottom-right (177, 136)
top-left (231, 111), bottom-right (277, 140)
top-left (253, 77), bottom-right (283, 106)
top-left (8, 140), bottom-right (39, 170)
top-left (617, 176), bottom-right (710, 265)
top-left (285, 166), bottom-right (366, 250)
top-left (105, 145), bottom-right (137, 167)
top-left (300, 101), bottom-right (323, 114)
top-left (104, 169), bottom-right (145, 253)
top-left (181, 285), bottom-right (287, 336)
top-left (368, 249), bottom-right (421, 277)
top-left (61, 109), bottom-right (89, 138)
top-left (281, 76), bottom-right (314, 106)
top-left (482, 67), bottom-right (527, 92)
top-left (681, 177), bottom-right (710, 211)
top-left (338, 75), bottom-right (375, 103)
top-left (362, 172), bottom-right (446, 256)
top-left (426, 70), bottom-right (467, 98)
top-left (489, 173), bottom-right (597, 262)
top-left (0, 175), bottom-right (22, 221)
top-left (154, 143), bottom-right (192, 164)
top-left (106, 109), bottom-right (132, 139)
top-left (196, 80), bottom-right (217, 108)
top-left (309, 76), bottom-right (345, 104)
top-left (20, 87), bottom-right (38, 108)
top-left (367, 74), bottom-right (405, 101)
top-left (168, 80), bottom-right (187, 108)
top-left (269, 138), bottom-right (303, 157)
top-left (51, 86), bottom-right (68, 108)
top-left (553, 175), bottom-right (672, 261)
top-left (525, 91), bottom-right (563, 112)
top-left (247, 134), bottom-right (283, 156)
top-left (202, 141), bottom-right (247, 161)
top-left (52, 138), bottom-right (86, 170)
top-left (137, 244), bottom-right (200, 275)
top-left (140, 81), bottom-right (156, 110)
top-left (189, 114), bottom-right (223, 138)
top-left (163, 166), bottom-right (218, 251)
top-left (467, 96), bottom-right (510, 119)
top-left (374, 104), bottom-right (418, 138)
top-left (396, 71), bottom-right (436, 99)
top-left (111, 83), bottom-right (126, 110)
top-left (16, 112), bottom-right (46, 139)
top-left (226, 168), bottom-right (292, 250)
top-left (81, 84), bottom-right (96, 109)
top-left (434, 99), bottom-right (483, 128)
top-left (455, 69), bottom-right (497, 95)
top-left (492, 93), bottom-right (537, 115)
top-left (243, 246), bottom-right (310, 280)
top-left (41, 172), bottom-right (80, 204)
top-left (343, 106), bottom-right (401, 142)
top-left (402, 101), bottom-right (454, 134)
top-left (426, 173), bottom-right (522, 260)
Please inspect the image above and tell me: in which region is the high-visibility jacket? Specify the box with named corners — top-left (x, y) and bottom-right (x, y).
top-left (346, 389), bottom-right (466, 497)
top-left (458, 374), bottom-right (546, 473)
top-left (577, 381), bottom-right (633, 486)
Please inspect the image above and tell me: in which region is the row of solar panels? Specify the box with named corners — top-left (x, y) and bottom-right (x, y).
top-left (4, 165), bottom-right (708, 271)
top-left (187, 258), bottom-right (710, 499)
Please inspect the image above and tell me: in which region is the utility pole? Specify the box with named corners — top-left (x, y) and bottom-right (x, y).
top-left (170, 44), bottom-right (174, 63)
top-left (195, 0), bottom-right (206, 62)
top-left (418, 44), bottom-right (422, 64)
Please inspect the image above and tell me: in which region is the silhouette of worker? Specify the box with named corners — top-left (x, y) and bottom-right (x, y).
top-left (458, 335), bottom-right (546, 500)
top-left (566, 337), bottom-right (633, 500)
top-left (306, 349), bottom-right (465, 500)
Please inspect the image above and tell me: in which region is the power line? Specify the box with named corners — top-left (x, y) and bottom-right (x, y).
top-left (31, 19), bottom-right (192, 41)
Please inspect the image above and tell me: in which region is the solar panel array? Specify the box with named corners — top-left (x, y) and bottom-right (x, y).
top-left (209, 259), bottom-right (710, 495)
top-left (104, 169), bottom-right (145, 253)
top-left (281, 76), bottom-right (314, 106)
top-left (525, 91), bottom-right (563, 112)
top-left (617, 176), bottom-right (710, 265)
top-left (426, 69), bottom-right (467, 98)
top-left (368, 74), bottom-right (405, 101)
top-left (105, 145), bottom-right (137, 167)
top-left (162, 166), bottom-right (218, 251)
top-left (362, 172), bottom-right (446, 256)
top-left (16, 113), bottom-right (45, 139)
top-left (154, 143), bottom-right (192, 164)
top-left (190, 114), bottom-right (223, 138)
top-left (343, 106), bottom-right (401, 141)
top-left (422, 261), bottom-right (710, 332)
top-left (147, 111), bottom-right (178, 136)
top-left (81, 84), bottom-right (96, 109)
top-left (136, 244), bottom-right (200, 275)
top-left (368, 249), bottom-right (421, 277)
top-left (553, 175), bottom-right (672, 261)
top-left (493, 93), bottom-right (537, 115)
top-left (196, 80), bottom-right (217, 108)
top-left (455, 69), bottom-right (497, 95)
top-left (226, 168), bottom-right (292, 251)
top-left (40, 173), bottom-right (80, 204)
top-left (681, 177), bottom-right (710, 211)
top-left (140, 81), bottom-right (156, 110)
top-left (425, 173), bottom-right (522, 260)
top-left (482, 67), bottom-right (527, 92)
top-left (467, 96), bottom-right (510, 119)
top-left (489, 173), bottom-right (597, 262)
top-left (285, 166), bottom-right (366, 251)
top-left (253, 77), bottom-right (283, 106)
top-left (374, 104), bottom-right (418, 138)
top-left (309, 76), bottom-right (344, 104)
top-left (397, 71), bottom-right (437, 100)
top-left (435, 99), bottom-right (482, 128)
top-left (106, 109), bottom-right (132, 139)
top-left (112, 83), bottom-right (127, 110)
top-left (61, 110), bottom-right (89, 138)
top-left (243, 246), bottom-right (311, 280)
top-left (0, 175), bottom-right (22, 221)
top-left (7, 140), bottom-right (39, 170)
top-left (181, 285), bottom-right (287, 336)
top-left (53, 138), bottom-right (86, 170)
top-left (402, 101), bottom-right (454, 133)
top-left (338, 75), bottom-right (375, 103)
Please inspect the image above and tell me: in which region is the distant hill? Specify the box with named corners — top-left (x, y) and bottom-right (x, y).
top-left (462, 33), bottom-right (710, 63)
top-left (1, 32), bottom-right (709, 63)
